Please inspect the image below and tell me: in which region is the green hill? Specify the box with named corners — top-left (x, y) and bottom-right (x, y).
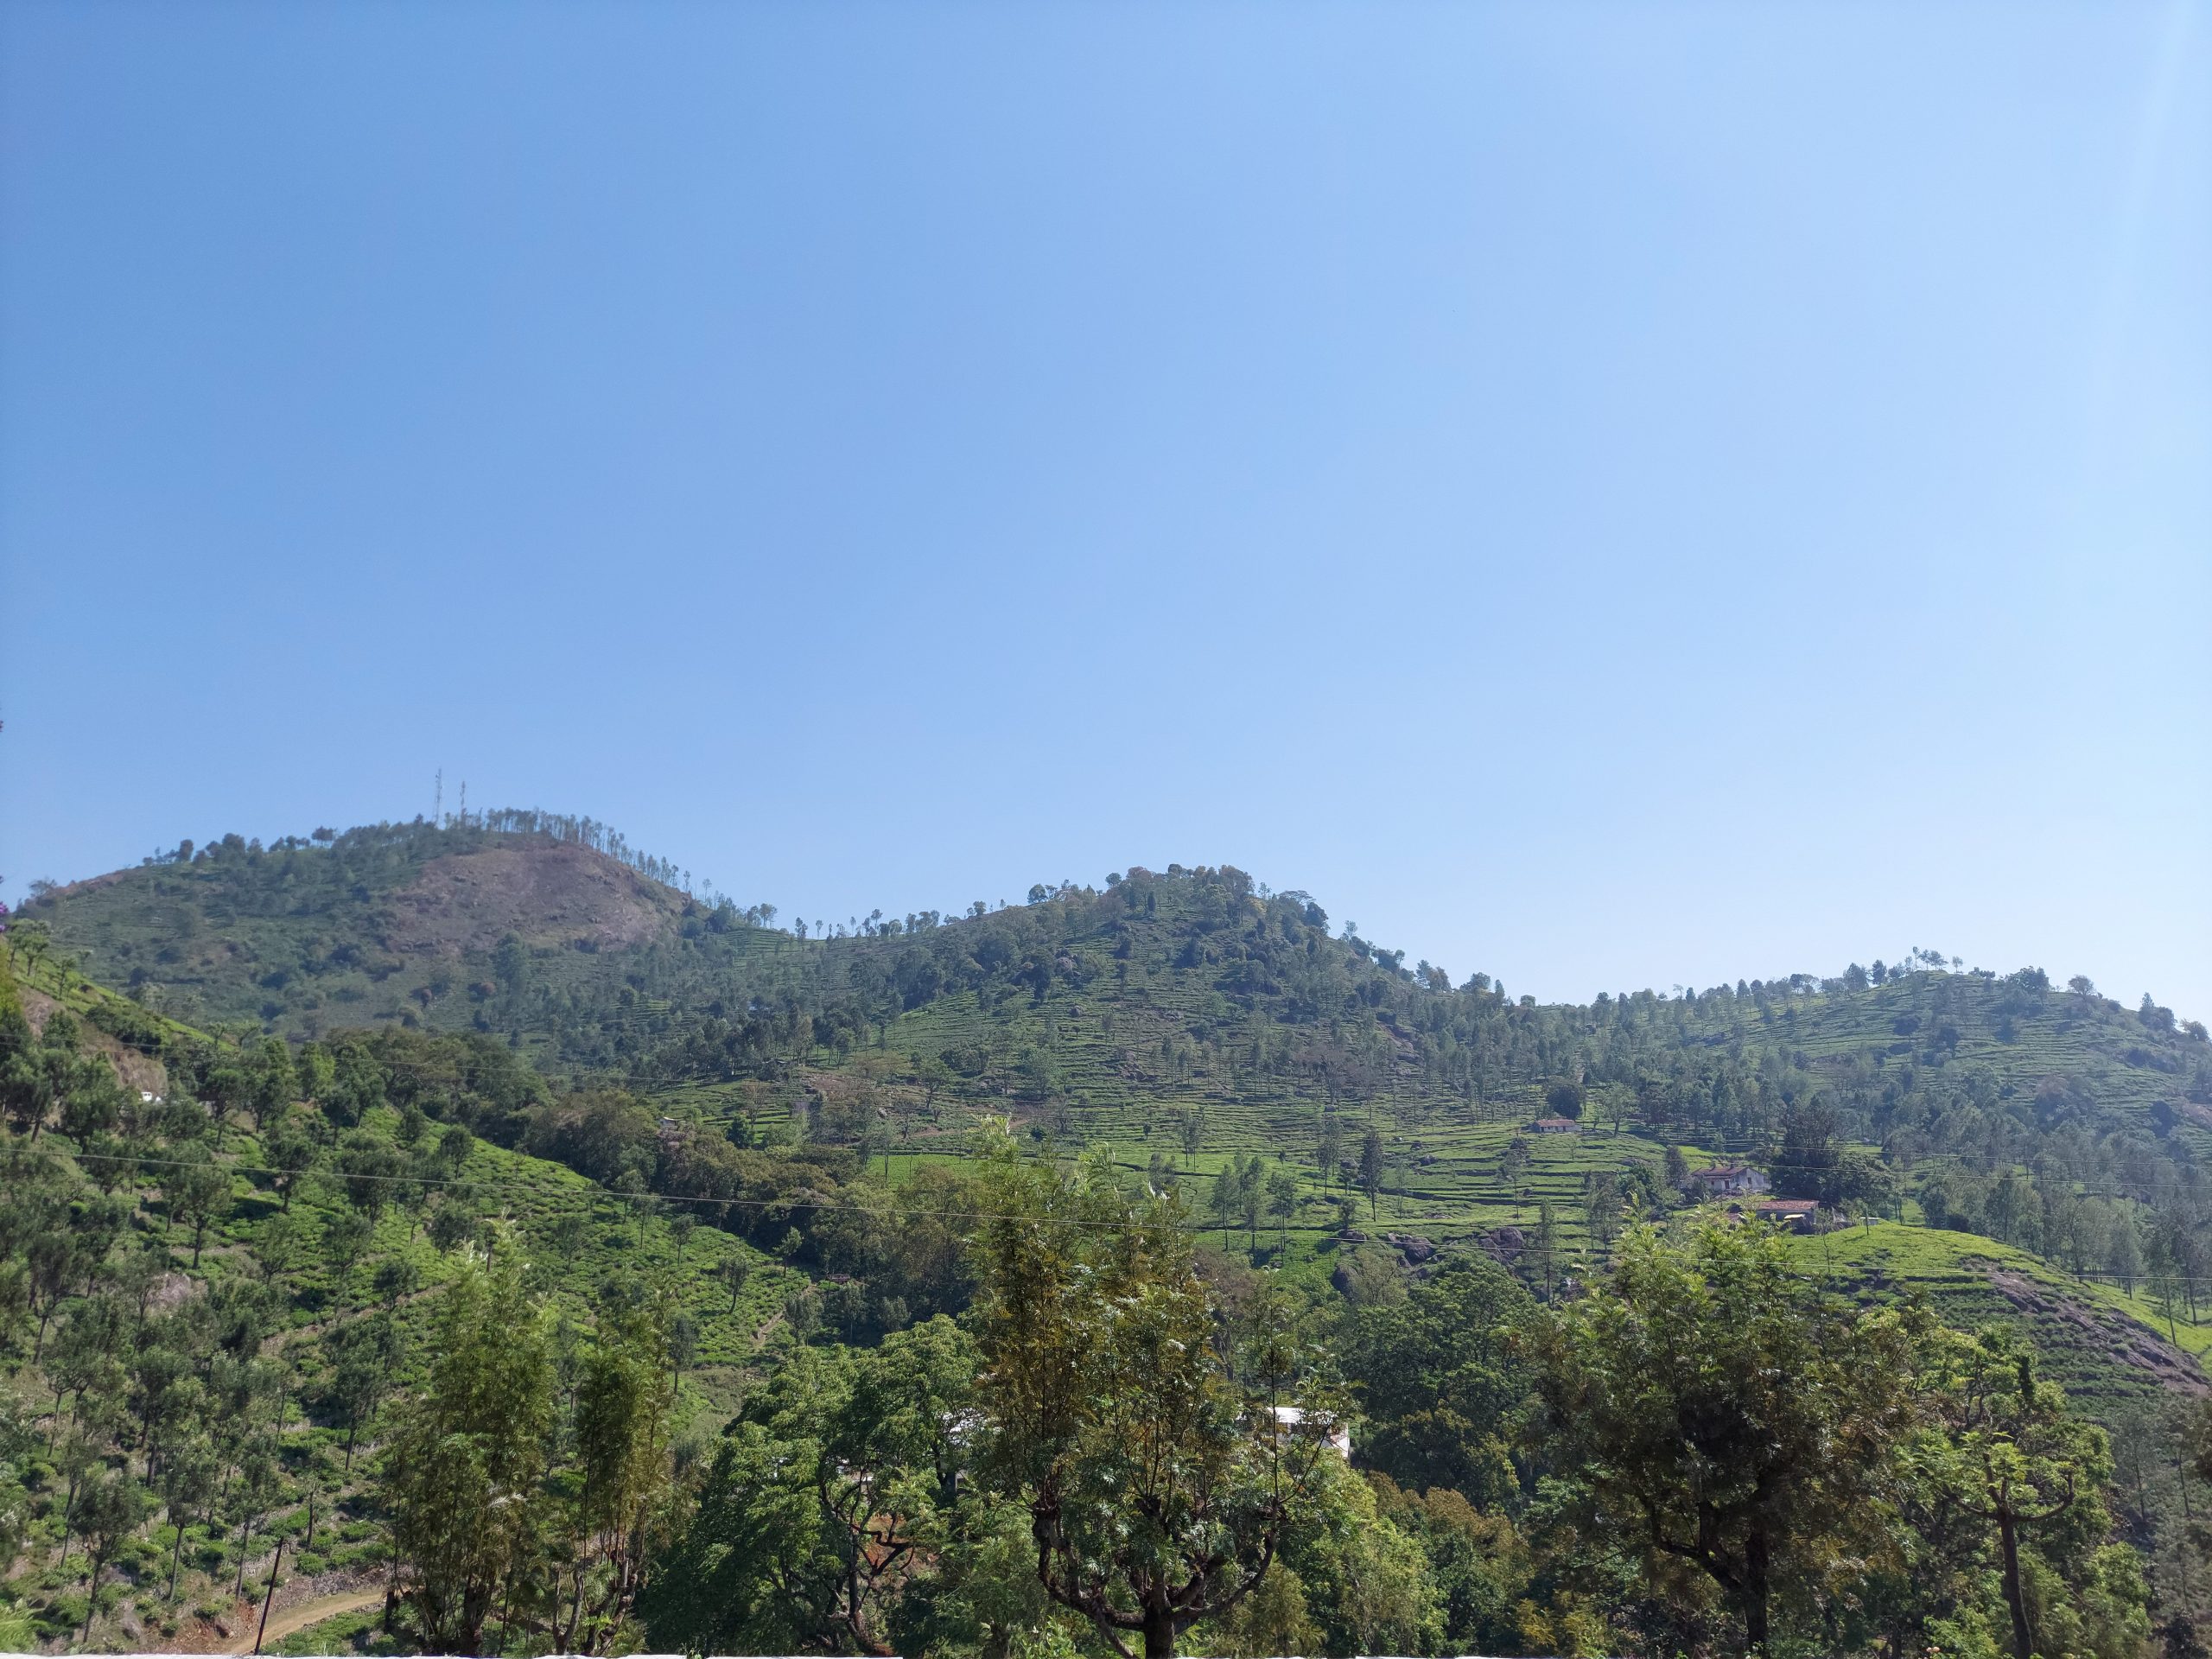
top-left (25, 817), bottom-right (2209, 1242)
top-left (11, 812), bottom-right (2212, 1650)
top-left (20, 813), bottom-right (2212, 1294)
top-left (21, 814), bottom-right (2212, 1380)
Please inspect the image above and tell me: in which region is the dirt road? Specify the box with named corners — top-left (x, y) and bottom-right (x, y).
top-left (225, 1588), bottom-right (384, 1655)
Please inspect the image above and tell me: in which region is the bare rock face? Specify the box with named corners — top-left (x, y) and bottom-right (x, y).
top-left (1479, 1225), bottom-right (1529, 1265)
top-left (1384, 1231), bottom-right (1437, 1264)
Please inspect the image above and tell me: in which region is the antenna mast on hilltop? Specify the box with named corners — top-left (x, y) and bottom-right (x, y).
top-left (435, 768), bottom-right (443, 824)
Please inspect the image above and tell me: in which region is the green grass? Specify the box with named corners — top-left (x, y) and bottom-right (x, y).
top-left (1787, 1219), bottom-right (2209, 1422)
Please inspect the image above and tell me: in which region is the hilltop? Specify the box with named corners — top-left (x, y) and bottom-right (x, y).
top-left (16, 816), bottom-right (722, 1039)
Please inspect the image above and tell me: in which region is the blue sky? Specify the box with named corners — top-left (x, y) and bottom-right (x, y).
top-left (3, 2), bottom-right (2207, 1017)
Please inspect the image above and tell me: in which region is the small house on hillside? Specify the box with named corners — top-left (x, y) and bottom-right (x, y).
top-left (1690, 1163), bottom-right (1769, 1198)
top-left (1529, 1116), bottom-right (1581, 1135)
top-left (1269, 1405), bottom-right (1352, 1459)
top-left (1747, 1198), bottom-right (1822, 1232)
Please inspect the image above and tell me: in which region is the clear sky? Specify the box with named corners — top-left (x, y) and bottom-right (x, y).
top-left (3, 3), bottom-right (2207, 1019)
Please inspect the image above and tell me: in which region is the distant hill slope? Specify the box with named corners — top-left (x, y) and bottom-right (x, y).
top-left (22, 818), bottom-right (717, 1039)
top-left (23, 811), bottom-right (2212, 1294)
top-left (17, 819), bottom-right (2212, 1637)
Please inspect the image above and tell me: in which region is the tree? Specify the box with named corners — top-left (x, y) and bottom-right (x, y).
top-left (1265, 1166), bottom-right (1300, 1249)
top-left (1340, 1257), bottom-right (1531, 1506)
top-left (2106, 1215), bottom-right (2143, 1294)
top-left (1583, 1168), bottom-right (1623, 1254)
top-left (645, 1317), bottom-right (974, 1655)
top-left (73, 1468), bottom-right (149, 1641)
top-left (327, 1313), bottom-right (402, 1470)
top-left (1358, 1127), bottom-right (1384, 1217)
top-left (555, 1306), bottom-right (677, 1651)
top-left (1527, 1223), bottom-right (1923, 1653)
top-left (385, 1258), bottom-right (555, 1654)
top-left (244, 1038), bottom-right (296, 1133)
top-left (372, 1254), bottom-right (420, 1310)
top-left (226, 1440), bottom-right (281, 1596)
top-left (1209, 1164), bottom-right (1241, 1245)
top-left (1315, 1112), bottom-right (1343, 1179)
top-left (2, 1036), bottom-right (77, 1141)
top-left (323, 1206), bottom-right (374, 1297)
top-left (1916, 1329), bottom-right (2139, 1659)
top-left (263, 1114), bottom-right (322, 1211)
top-left (158, 1434), bottom-right (221, 1601)
top-left (1530, 1200), bottom-right (1559, 1298)
top-left (59, 1063), bottom-right (128, 1146)
top-left (162, 1147), bottom-right (232, 1266)
top-left (716, 1253), bottom-right (752, 1313)
top-left (970, 1143), bottom-right (1343, 1659)
top-left (337, 1133), bottom-right (405, 1220)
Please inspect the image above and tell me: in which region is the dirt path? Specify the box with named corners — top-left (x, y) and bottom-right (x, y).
top-left (225, 1587), bottom-right (385, 1654)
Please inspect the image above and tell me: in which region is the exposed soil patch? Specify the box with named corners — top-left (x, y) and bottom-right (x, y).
top-left (153, 1568), bottom-right (384, 1654)
top-left (21, 985), bottom-right (169, 1095)
top-left (1982, 1267), bottom-right (2209, 1396)
top-left (382, 843), bottom-right (683, 957)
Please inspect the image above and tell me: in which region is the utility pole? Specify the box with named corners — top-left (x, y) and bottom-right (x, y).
top-left (252, 1535), bottom-right (283, 1654)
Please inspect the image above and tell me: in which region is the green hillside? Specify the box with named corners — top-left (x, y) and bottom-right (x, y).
top-left (13, 814), bottom-right (2212, 1651)
top-left (34, 819), bottom-right (2212, 1285)
top-left (0, 952), bottom-right (799, 1651)
top-left (22, 814), bottom-right (2212, 1320)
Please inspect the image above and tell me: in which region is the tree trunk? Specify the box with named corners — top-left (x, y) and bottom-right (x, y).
top-left (1142, 1599), bottom-right (1177, 1659)
top-left (82, 1551), bottom-right (106, 1643)
top-left (1998, 1505), bottom-right (2034, 1659)
top-left (461, 1577), bottom-right (493, 1656)
top-left (1744, 1527), bottom-right (1771, 1655)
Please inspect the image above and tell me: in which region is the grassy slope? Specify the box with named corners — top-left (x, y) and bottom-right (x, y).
top-left (0, 957), bottom-right (791, 1651)
top-left (28, 823), bottom-right (2212, 1407)
top-left (1787, 1221), bottom-right (2206, 1418)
